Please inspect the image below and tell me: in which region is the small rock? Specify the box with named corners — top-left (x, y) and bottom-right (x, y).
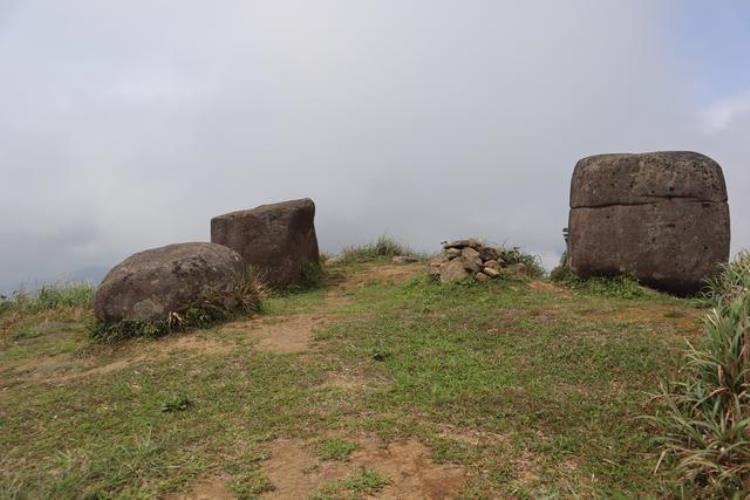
top-left (475, 272), bottom-right (491, 283)
top-left (392, 255), bottom-right (419, 264)
top-left (429, 255), bottom-right (449, 266)
top-left (484, 260), bottom-right (501, 271)
top-left (325, 255), bottom-right (344, 265)
top-left (513, 263), bottom-right (528, 276)
top-left (483, 267), bottom-right (501, 278)
top-left (478, 246), bottom-right (500, 262)
top-left (445, 248), bottom-right (462, 259)
top-left (460, 256), bottom-right (482, 273)
top-left (440, 259), bottom-right (469, 283)
top-left (461, 247), bottom-right (480, 260)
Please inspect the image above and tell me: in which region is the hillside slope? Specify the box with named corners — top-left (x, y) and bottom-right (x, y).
top-left (0, 261), bottom-right (704, 498)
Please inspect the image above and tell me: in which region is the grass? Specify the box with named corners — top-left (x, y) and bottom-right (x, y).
top-left (649, 251), bottom-right (750, 496)
top-left (338, 235), bottom-right (419, 264)
top-left (317, 438), bottom-right (357, 461)
top-left (314, 468), bottom-right (390, 499)
top-left (0, 283), bottom-right (94, 316)
top-left (551, 255), bottom-right (653, 299)
top-left (0, 259), bottom-right (706, 497)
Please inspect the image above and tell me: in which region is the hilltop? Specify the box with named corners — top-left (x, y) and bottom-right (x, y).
top-left (0, 254), bottom-right (707, 498)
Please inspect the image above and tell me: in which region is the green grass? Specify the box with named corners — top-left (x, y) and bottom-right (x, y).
top-left (0, 283), bottom-right (95, 316)
top-left (317, 438), bottom-right (357, 461)
top-left (338, 235), bottom-right (420, 264)
top-left (551, 259), bottom-right (653, 299)
top-left (0, 261), bottom-right (705, 497)
top-left (314, 468), bottom-right (390, 499)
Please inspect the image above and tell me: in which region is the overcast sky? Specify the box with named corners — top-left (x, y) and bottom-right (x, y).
top-left (1, 1), bottom-right (749, 292)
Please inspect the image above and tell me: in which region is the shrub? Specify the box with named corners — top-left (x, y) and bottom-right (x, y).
top-left (339, 236), bottom-right (419, 264)
top-left (649, 252), bottom-right (750, 495)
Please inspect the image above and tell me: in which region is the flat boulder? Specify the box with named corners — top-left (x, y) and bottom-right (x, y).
top-left (95, 242), bottom-right (246, 323)
top-left (568, 151), bottom-right (730, 295)
top-left (211, 198), bottom-right (320, 288)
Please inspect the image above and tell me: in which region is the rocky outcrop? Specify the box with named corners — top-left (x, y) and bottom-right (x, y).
top-left (95, 242), bottom-right (247, 323)
top-left (430, 239), bottom-right (523, 283)
top-left (568, 151), bottom-right (730, 295)
top-left (211, 198), bottom-right (320, 288)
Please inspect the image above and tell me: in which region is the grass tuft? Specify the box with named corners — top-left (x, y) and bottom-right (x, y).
top-left (314, 467), bottom-right (390, 498)
top-left (339, 236), bottom-right (419, 264)
top-left (649, 251), bottom-right (750, 495)
top-left (316, 438), bottom-right (357, 461)
top-left (551, 254), bottom-right (648, 299)
top-left (161, 394), bottom-right (192, 413)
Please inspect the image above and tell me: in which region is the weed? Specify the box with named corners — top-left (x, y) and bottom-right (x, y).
top-left (317, 438), bottom-right (357, 461)
top-left (161, 394), bottom-right (192, 413)
top-left (649, 251), bottom-right (750, 495)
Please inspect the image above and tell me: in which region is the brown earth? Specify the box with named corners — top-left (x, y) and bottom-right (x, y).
top-left (260, 436), bottom-right (466, 499)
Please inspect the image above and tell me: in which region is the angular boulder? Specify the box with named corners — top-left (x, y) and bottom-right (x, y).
top-left (440, 259), bottom-right (469, 283)
top-left (211, 198), bottom-right (320, 288)
top-left (568, 151), bottom-right (730, 295)
top-left (95, 242), bottom-right (246, 323)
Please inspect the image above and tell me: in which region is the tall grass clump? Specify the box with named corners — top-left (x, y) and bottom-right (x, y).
top-left (339, 236), bottom-right (419, 264)
top-left (650, 252), bottom-right (750, 495)
top-left (1, 283), bottom-right (95, 316)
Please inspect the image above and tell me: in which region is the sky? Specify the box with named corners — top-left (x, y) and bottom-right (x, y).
top-left (1, 1), bottom-right (749, 293)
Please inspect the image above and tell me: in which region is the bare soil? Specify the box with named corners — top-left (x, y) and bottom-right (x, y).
top-left (261, 435), bottom-right (466, 499)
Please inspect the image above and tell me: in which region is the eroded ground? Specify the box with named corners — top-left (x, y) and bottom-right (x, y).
top-left (0, 261), bottom-right (705, 498)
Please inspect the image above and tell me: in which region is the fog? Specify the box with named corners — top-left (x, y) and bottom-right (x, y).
top-left (1, 1), bottom-right (748, 292)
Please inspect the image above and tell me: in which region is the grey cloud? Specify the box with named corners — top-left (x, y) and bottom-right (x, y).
top-left (0, 0), bottom-right (747, 292)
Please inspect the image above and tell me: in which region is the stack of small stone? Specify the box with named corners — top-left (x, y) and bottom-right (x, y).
top-left (429, 239), bottom-right (510, 283)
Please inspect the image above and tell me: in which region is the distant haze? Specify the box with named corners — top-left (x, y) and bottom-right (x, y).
top-left (1, 1), bottom-right (749, 293)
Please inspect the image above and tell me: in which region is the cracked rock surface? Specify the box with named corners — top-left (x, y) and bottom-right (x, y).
top-left (568, 151), bottom-right (730, 295)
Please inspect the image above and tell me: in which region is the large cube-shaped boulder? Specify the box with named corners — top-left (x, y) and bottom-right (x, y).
top-left (567, 151), bottom-right (730, 295)
top-left (211, 198), bottom-right (320, 288)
